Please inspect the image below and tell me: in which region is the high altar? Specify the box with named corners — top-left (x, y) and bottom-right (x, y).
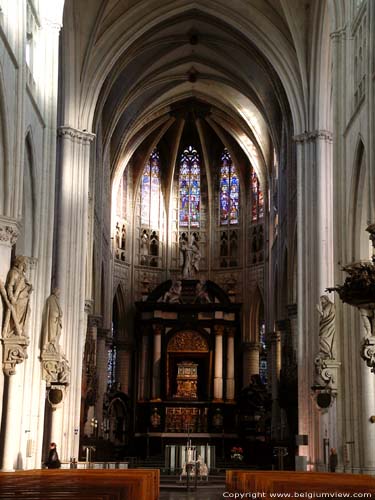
top-left (134, 279), bottom-right (241, 455)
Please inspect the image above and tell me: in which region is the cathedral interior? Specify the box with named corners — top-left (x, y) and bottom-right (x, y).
top-left (1, 0), bottom-right (375, 480)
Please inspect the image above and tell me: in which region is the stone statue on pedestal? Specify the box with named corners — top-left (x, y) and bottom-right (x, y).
top-left (41, 288), bottom-right (70, 387)
top-left (0, 256), bottom-right (33, 338)
top-left (317, 295), bottom-right (335, 359)
top-left (42, 288), bottom-right (62, 353)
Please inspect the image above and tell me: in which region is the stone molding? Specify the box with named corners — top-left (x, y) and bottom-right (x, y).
top-left (292, 130), bottom-right (333, 143)
top-left (58, 126), bottom-right (96, 144)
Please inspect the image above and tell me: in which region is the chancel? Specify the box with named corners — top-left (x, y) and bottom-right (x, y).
top-left (1, 1), bottom-right (375, 498)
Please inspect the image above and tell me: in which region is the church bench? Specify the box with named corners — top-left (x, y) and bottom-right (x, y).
top-left (0, 469), bottom-right (160, 500)
top-left (226, 470), bottom-right (375, 498)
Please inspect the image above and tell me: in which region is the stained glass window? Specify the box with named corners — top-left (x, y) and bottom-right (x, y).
top-left (220, 149), bottom-right (239, 225)
top-left (259, 321), bottom-right (267, 384)
top-left (141, 149), bottom-right (161, 227)
top-left (179, 146), bottom-right (200, 227)
top-left (251, 167), bottom-right (264, 222)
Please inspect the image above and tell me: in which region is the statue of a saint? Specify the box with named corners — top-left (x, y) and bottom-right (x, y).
top-left (162, 281), bottom-right (182, 303)
top-left (359, 308), bottom-right (374, 338)
top-left (180, 234), bottom-right (201, 278)
top-left (42, 288), bottom-right (63, 353)
top-left (317, 295), bottom-right (335, 359)
top-left (195, 281), bottom-right (211, 303)
top-left (0, 256), bottom-right (33, 338)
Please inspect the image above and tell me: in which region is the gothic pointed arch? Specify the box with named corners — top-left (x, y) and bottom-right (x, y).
top-left (349, 138), bottom-right (368, 260)
top-left (0, 65), bottom-right (10, 215)
top-left (17, 131), bottom-right (37, 257)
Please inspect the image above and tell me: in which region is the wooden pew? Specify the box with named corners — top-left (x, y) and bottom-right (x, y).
top-left (0, 468), bottom-right (160, 500)
top-left (227, 470), bottom-right (375, 499)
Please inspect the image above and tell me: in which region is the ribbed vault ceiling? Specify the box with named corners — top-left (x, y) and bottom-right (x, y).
top-left (75, 1), bottom-right (296, 192)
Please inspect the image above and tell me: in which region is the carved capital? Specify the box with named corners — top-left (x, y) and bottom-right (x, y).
top-left (361, 336), bottom-right (375, 373)
top-left (87, 314), bottom-right (102, 329)
top-left (314, 356), bottom-right (340, 390)
top-left (226, 326), bottom-right (236, 337)
top-left (0, 217), bottom-right (20, 246)
top-left (85, 299), bottom-right (94, 314)
top-left (153, 324), bottom-right (164, 336)
top-left (42, 351), bottom-right (70, 387)
top-left (312, 359), bottom-right (340, 412)
top-left (2, 337), bottom-right (29, 376)
top-left (293, 130), bottom-right (333, 144)
top-left (58, 126), bottom-right (96, 145)
top-left (214, 325), bottom-right (224, 336)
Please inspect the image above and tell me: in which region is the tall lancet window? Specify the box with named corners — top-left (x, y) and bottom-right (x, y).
top-left (220, 149), bottom-right (239, 225)
top-left (251, 167), bottom-right (264, 222)
top-left (141, 149), bottom-right (161, 227)
top-left (179, 146), bottom-right (200, 228)
top-left (139, 149), bottom-right (162, 267)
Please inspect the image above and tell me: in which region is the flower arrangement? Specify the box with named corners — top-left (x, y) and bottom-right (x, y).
top-left (230, 446), bottom-right (244, 461)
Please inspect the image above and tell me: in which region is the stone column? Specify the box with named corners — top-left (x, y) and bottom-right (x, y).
top-left (138, 332), bottom-right (150, 401)
top-left (360, 355), bottom-right (375, 474)
top-left (116, 342), bottom-right (132, 396)
top-left (2, 367), bottom-right (25, 471)
top-left (293, 130), bottom-right (333, 465)
top-left (242, 342), bottom-right (260, 387)
top-left (226, 327), bottom-right (235, 401)
top-left (55, 126), bottom-right (95, 461)
top-left (213, 325), bottom-right (224, 401)
top-left (83, 315), bottom-right (100, 434)
top-left (95, 328), bottom-right (110, 432)
top-left (151, 325), bottom-right (162, 400)
top-left (270, 331), bottom-right (281, 439)
top-left (50, 405), bottom-right (63, 450)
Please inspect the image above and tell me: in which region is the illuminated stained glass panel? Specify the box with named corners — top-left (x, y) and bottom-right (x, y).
top-left (251, 167), bottom-right (264, 222)
top-left (141, 149), bottom-right (160, 226)
top-left (179, 146), bottom-right (200, 227)
top-left (220, 149), bottom-right (239, 225)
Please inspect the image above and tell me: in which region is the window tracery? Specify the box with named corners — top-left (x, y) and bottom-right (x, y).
top-left (218, 150), bottom-right (240, 268)
top-left (220, 149), bottom-right (239, 225)
top-left (179, 146), bottom-right (200, 228)
top-left (139, 149), bottom-right (163, 267)
top-left (115, 169), bottom-right (128, 261)
top-left (251, 167), bottom-right (264, 223)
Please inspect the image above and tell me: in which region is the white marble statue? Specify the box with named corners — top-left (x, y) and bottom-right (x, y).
top-left (180, 234), bottom-right (201, 278)
top-left (162, 281), bottom-right (182, 303)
